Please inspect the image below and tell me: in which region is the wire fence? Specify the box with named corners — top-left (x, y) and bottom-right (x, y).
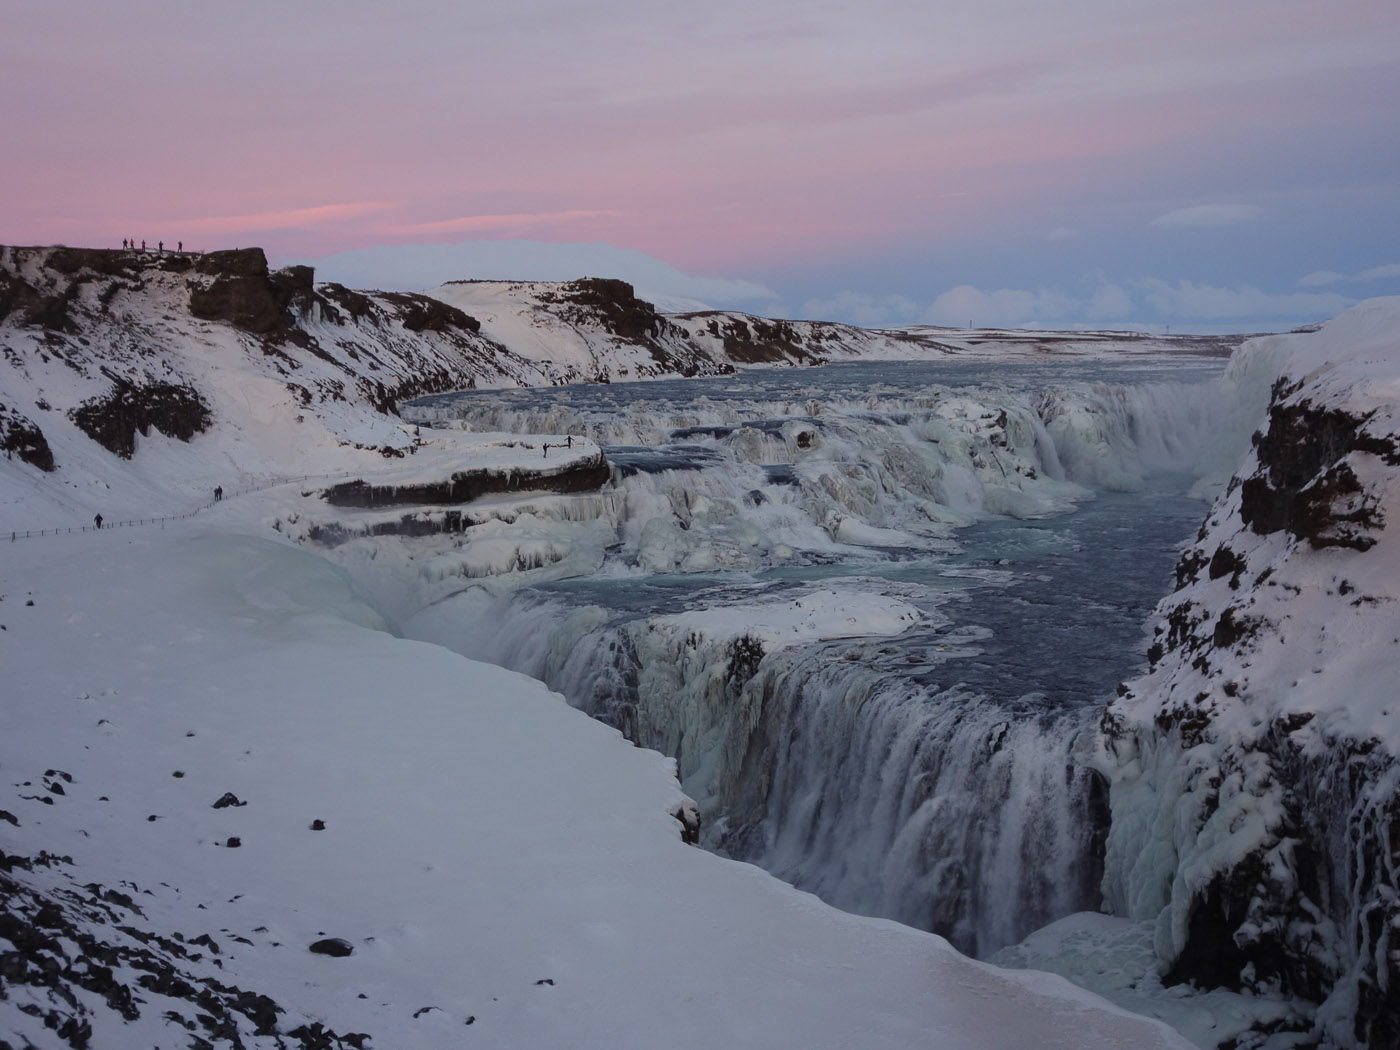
top-left (6, 470), bottom-right (355, 544)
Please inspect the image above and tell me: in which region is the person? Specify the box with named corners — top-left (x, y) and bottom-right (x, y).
top-left (214, 485), bottom-right (223, 501)
top-left (566, 435), bottom-right (573, 448)
top-left (141, 239), bottom-right (146, 251)
top-left (158, 240), bottom-right (163, 252)
top-left (94, 514), bottom-right (103, 529)
top-left (122, 238), bottom-right (128, 250)
top-left (178, 241), bottom-right (183, 253)
top-left (542, 442), bottom-right (549, 458)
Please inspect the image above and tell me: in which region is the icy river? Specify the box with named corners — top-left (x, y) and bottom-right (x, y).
top-left (404, 353), bottom-right (1267, 959)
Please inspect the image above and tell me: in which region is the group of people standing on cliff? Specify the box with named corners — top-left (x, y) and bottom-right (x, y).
top-left (123, 238), bottom-right (183, 254)
top-left (542, 435), bottom-right (574, 458)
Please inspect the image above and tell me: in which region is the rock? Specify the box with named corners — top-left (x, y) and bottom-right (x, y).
top-left (211, 792), bottom-right (246, 809)
top-left (308, 937), bottom-right (354, 957)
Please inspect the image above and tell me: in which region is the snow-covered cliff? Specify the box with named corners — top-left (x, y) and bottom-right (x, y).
top-left (1089, 298), bottom-right (1400, 1048)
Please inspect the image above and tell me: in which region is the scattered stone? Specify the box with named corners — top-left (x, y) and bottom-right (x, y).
top-left (212, 792), bottom-right (247, 809)
top-left (172, 770), bottom-right (185, 778)
top-left (465, 1015), bottom-right (476, 1025)
top-left (0, 810), bottom-right (18, 826)
top-left (146, 814), bottom-right (159, 822)
top-left (308, 937), bottom-right (354, 957)
top-left (310, 819), bottom-right (326, 831)
top-left (224, 837), bottom-right (241, 849)
top-left (535, 978), bottom-right (554, 986)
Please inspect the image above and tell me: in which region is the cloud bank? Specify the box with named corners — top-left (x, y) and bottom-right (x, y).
top-left (804, 275), bottom-right (1355, 332)
top-left (1151, 204), bottom-right (1263, 228)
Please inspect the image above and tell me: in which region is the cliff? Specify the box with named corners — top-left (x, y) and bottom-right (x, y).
top-left (1090, 298), bottom-right (1400, 1049)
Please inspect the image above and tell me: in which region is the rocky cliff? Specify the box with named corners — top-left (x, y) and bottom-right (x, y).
top-left (1090, 298), bottom-right (1400, 1049)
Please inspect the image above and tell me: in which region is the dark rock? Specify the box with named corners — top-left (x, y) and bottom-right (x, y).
top-left (381, 291), bottom-right (481, 334)
top-left (310, 819), bottom-right (326, 831)
top-left (705, 313), bottom-right (820, 364)
top-left (0, 402), bottom-right (55, 471)
top-left (211, 792), bottom-right (246, 809)
top-left (308, 937), bottom-right (354, 957)
top-left (187, 249), bottom-right (287, 335)
top-left (1240, 396), bottom-right (1396, 550)
top-left (323, 451), bottom-right (612, 508)
top-left (69, 380), bottom-right (211, 459)
top-left (223, 837), bottom-right (241, 848)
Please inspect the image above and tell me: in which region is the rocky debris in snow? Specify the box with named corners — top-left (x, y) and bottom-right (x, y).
top-left (0, 848), bottom-right (373, 1049)
top-left (211, 792), bottom-right (247, 809)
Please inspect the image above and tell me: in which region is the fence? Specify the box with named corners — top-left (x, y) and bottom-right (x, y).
top-left (7, 470), bottom-right (354, 544)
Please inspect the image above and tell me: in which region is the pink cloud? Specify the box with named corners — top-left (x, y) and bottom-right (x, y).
top-left (173, 202), bottom-right (397, 237)
top-left (376, 211), bottom-right (622, 239)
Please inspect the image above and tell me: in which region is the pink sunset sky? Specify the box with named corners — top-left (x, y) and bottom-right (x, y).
top-left (4, 0), bottom-right (1398, 330)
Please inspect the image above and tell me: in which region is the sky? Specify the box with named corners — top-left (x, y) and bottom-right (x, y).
top-left (3, 0), bottom-right (1398, 331)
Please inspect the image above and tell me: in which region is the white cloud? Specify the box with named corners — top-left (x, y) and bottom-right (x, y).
top-left (924, 285), bottom-right (1074, 328)
top-left (1137, 278), bottom-right (1348, 319)
top-left (799, 291), bottom-right (921, 327)
top-left (1151, 203), bottom-right (1263, 228)
top-left (1086, 283), bottom-right (1135, 319)
top-left (1297, 270), bottom-right (1346, 288)
top-left (1360, 263), bottom-right (1400, 282)
top-left (1297, 263), bottom-right (1400, 288)
top-left (294, 240), bottom-right (781, 311)
top-left (799, 276), bottom-right (1349, 331)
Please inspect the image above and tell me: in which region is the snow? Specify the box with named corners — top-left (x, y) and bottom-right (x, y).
top-left (993, 913), bottom-right (1311, 1048)
top-left (1, 522), bottom-right (1194, 1049)
top-left (646, 585), bottom-right (924, 649)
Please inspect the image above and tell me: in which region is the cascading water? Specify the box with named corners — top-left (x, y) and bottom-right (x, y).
top-left (397, 356), bottom-right (1269, 957)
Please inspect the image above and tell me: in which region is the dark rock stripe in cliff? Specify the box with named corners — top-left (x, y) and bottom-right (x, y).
top-left (322, 451), bottom-right (612, 508)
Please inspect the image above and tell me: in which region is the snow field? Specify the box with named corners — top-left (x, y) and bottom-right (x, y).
top-left (1, 524), bottom-right (1195, 1049)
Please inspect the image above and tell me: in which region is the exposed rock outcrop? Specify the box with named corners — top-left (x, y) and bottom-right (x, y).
top-left (322, 451), bottom-right (612, 508)
top-left (69, 379), bottom-right (211, 458)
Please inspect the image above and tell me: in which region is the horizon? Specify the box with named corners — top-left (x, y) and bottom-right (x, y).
top-left (3, 0), bottom-right (1397, 333)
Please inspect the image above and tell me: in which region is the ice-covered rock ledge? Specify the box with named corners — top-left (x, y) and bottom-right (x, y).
top-left (1087, 298), bottom-right (1400, 1049)
top-left (320, 434), bottom-right (610, 508)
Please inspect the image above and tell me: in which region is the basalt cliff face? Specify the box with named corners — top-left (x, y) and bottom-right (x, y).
top-left (1091, 299), bottom-right (1400, 1049)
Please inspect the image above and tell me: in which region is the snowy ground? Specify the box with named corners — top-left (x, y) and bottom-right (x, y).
top-left (1, 500), bottom-right (1195, 1048)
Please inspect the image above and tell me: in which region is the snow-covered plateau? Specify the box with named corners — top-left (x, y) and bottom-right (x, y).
top-left (2, 244), bottom-right (1397, 1049)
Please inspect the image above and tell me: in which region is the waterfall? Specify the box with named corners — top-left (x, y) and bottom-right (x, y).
top-left (393, 358), bottom-right (1266, 958)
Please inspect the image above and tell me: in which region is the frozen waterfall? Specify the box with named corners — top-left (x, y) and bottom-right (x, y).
top-left (397, 357), bottom-right (1269, 955)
